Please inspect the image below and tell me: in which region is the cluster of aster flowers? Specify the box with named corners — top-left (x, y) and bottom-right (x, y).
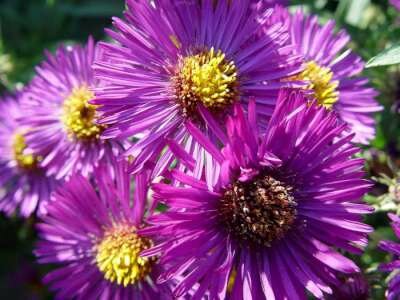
top-left (2, 0), bottom-right (399, 299)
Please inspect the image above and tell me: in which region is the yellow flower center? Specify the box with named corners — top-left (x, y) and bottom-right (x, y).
top-left (173, 48), bottom-right (238, 118)
top-left (12, 133), bottom-right (40, 170)
top-left (95, 225), bottom-right (155, 287)
top-left (62, 86), bottom-right (103, 140)
top-left (292, 61), bottom-right (339, 108)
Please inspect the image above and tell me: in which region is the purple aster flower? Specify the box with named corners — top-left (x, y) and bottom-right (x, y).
top-left (379, 213), bottom-right (400, 300)
top-left (291, 10), bottom-right (382, 144)
top-left (265, 8), bottom-right (382, 144)
top-left (35, 159), bottom-right (173, 299)
top-left (391, 0), bottom-right (400, 11)
top-left (21, 37), bottom-right (125, 180)
top-left (141, 90), bottom-right (373, 299)
top-left (93, 0), bottom-right (303, 176)
top-left (0, 94), bottom-right (58, 217)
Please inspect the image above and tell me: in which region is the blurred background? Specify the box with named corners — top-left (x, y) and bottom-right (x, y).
top-left (0, 0), bottom-right (399, 299)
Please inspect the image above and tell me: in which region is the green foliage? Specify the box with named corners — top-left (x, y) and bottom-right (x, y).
top-left (367, 44), bottom-right (400, 67)
top-left (0, 0), bottom-right (124, 90)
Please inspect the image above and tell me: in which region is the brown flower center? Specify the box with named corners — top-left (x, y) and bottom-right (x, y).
top-left (220, 173), bottom-right (297, 247)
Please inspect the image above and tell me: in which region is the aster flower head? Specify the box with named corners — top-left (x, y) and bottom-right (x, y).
top-left (379, 213), bottom-right (400, 300)
top-left (35, 159), bottom-right (174, 299)
top-left (293, 10), bottom-right (382, 144)
top-left (0, 94), bottom-right (58, 217)
top-left (93, 0), bottom-right (303, 176)
top-left (22, 37), bottom-right (125, 180)
top-left (141, 90), bottom-right (373, 299)
top-left (267, 8), bottom-right (382, 144)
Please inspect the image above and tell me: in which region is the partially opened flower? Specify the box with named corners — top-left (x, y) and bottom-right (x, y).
top-left (22, 37), bottom-right (125, 180)
top-left (328, 273), bottom-right (369, 300)
top-left (266, 8), bottom-right (381, 144)
top-left (0, 94), bottom-right (58, 217)
top-left (379, 213), bottom-right (400, 300)
top-left (141, 90), bottom-right (373, 299)
top-left (35, 160), bottom-right (173, 299)
top-left (93, 0), bottom-right (302, 176)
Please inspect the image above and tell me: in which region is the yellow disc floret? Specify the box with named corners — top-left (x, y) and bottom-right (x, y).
top-left (12, 133), bottom-right (40, 170)
top-left (292, 61), bottom-right (339, 108)
top-left (95, 225), bottom-right (155, 287)
top-left (62, 86), bottom-right (103, 140)
top-left (174, 47), bottom-right (238, 118)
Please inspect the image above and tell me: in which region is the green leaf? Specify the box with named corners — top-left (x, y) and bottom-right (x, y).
top-left (366, 44), bottom-right (400, 68)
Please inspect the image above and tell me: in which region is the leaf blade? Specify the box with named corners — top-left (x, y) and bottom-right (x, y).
top-left (366, 44), bottom-right (400, 68)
